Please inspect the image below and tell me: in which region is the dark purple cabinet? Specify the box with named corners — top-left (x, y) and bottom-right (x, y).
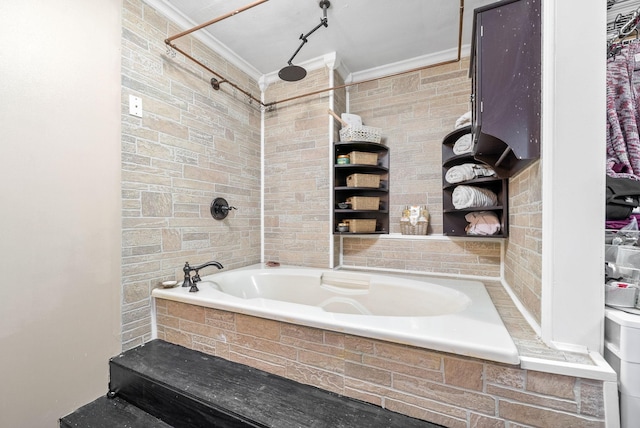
top-left (470, 0), bottom-right (541, 177)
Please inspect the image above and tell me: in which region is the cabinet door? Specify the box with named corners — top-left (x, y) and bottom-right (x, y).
top-left (472, 0), bottom-right (541, 176)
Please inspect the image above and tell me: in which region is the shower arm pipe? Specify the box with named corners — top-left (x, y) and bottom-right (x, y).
top-left (263, 0), bottom-right (465, 108)
top-left (165, 0), bottom-right (270, 44)
top-left (163, 0), bottom-right (464, 109)
top-left (286, 15), bottom-right (329, 65)
top-left (165, 41), bottom-right (264, 105)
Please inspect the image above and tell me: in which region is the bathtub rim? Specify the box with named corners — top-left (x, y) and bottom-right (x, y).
top-left (152, 263), bottom-right (520, 365)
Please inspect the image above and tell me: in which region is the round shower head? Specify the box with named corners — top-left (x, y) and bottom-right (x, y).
top-left (278, 64), bottom-right (307, 82)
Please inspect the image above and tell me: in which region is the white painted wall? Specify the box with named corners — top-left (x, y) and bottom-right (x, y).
top-left (541, 0), bottom-right (606, 352)
top-left (0, 1), bottom-right (122, 426)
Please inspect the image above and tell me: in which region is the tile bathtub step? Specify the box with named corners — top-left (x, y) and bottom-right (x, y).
top-left (109, 339), bottom-right (443, 428)
top-left (60, 395), bottom-right (173, 428)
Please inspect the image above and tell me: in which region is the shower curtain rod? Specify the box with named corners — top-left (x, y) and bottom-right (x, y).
top-left (164, 0), bottom-right (465, 109)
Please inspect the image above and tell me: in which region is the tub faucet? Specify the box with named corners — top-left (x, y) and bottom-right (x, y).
top-left (181, 260), bottom-right (224, 293)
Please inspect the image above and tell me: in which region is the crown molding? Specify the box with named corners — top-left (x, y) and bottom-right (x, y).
top-left (347, 45), bottom-right (471, 84)
top-left (143, 0), bottom-right (262, 81)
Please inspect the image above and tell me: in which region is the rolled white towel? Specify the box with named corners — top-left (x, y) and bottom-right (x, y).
top-left (445, 163), bottom-right (496, 184)
top-left (452, 134), bottom-right (473, 155)
top-left (445, 164), bottom-right (475, 183)
top-left (465, 211), bottom-right (501, 235)
top-left (454, 111), bottom-right (472, 129)
top-left (452, 185), bottom-right (498, 209)
top-left (471, 164), bottom-right (496, 178)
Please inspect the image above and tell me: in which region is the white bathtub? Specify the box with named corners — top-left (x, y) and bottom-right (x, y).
top-left (152, 264), bottom-right (520, 364)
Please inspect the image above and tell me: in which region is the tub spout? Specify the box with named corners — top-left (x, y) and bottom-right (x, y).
top-left (189, 260), bottom-right (224, 293)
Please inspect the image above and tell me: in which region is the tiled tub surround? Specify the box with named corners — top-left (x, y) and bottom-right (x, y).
top-left (152, 265), bottom-right (520, 364)
top-left (154, 286), bottom-right (608, 428)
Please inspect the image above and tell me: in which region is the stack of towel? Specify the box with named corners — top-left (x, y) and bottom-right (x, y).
top-left (465, 211), bottom-right (501, 235)
top-left (452, 185), bottom-right (498, 209)
top-left (454, 111), bottom-right (471, 129)
top-left (445, 163), bottom-right (496, 184)
top-left (452, 134), bottom-right (473, 155)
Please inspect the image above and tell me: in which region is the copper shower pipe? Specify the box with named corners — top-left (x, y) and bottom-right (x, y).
top-left (164, 0), bottom-right (465, 109)
top-left (165, 42), bottom-right (264, 106)
top-left (165, 0), bottom-right (270, 43)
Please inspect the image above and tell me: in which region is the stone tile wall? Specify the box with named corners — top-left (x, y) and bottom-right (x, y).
top-left (155, 299), bottom-right (606, 428)
top-left (262, 68), bottom-right (335, 268)
top-left (504, 162), bottom-right (543, 324)
top-left (341, 236), bottom-right (502, 278)
top-left (121, 0), bottom-right (262, 350)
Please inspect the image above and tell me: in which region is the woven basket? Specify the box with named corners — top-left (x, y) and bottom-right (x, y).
top-left (339, 125), bottom-right (382, 143)
top-left (348, 151), bottom-right (378, 165)
top-left (346, 173), bottom-right (380, 188)
top-left (344, 218), bottom-right (377, 233)
top-left (400, 222), bottom-right (428, 235)
top-left (346, 196), bottom-right (380, 210)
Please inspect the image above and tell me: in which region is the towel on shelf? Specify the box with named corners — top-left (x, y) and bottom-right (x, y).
top-left (452, 185), bottom-right (498, 209)
top-left (454, 111), bottom-right (471, 129)
top-left (445, 163), bottom-right (496, 184)
top-left (452, 134), bottom-right (473, 155)
top-left (465, 211), bottom-right (501, 235)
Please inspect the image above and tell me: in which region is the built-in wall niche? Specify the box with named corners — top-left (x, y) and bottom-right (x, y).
top-left (469, 0), bottom-right (541, 177)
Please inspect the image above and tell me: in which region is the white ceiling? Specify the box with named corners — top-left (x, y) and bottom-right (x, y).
top-left (148, 0), bottom-right (497, 82)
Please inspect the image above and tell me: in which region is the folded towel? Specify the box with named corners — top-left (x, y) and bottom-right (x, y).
top-left (454, 111), bottom-right (471, 129)
top-left (445, 163), bottom-right (496, 184)
top-left (452, 185), bottom-right (498, 209)
top-left (465, 211), bottom-right (501, 235)
top-left (452, 134), bottom-right (473, 155)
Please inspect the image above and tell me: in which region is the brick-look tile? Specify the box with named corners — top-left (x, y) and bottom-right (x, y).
top-left (344, 335), bottom-right (376, 354)
top-left (486, 384), bottom-right (578, 414)
top-left (166, 300), bottom-right (205, 324)
top-left (229, 350), bottom-right (287, 378)
top-left (235, 314), bottom-right (281, 341)
top-left (285, 362), bottom-right (344, 395)
top-left (579, 379), bottom-right (605, 418)
top-left (393, 373), bottom-right (496, 414)
top-left (444, 358), bottom-right (484, 391)
top-left (298, 349), bottom-right (346, 373)
top-left (498, 400), bottom-right (604, 428)
top-left (164, 328), bottom-right (193, 348)
top-left (178, 319), bottom-right (217, 339)
top-left (526, 371), bottom-right (576, 400)
top-left (385, 398), bottom-right (467, 428)
top-left (156, 313), bottom-right (179, 329)
top-left (280, 323), bottom-right (324, 343)
top-left (469, 413), bottom-right (506, 428)
top-left (362, 355), bottom-right (443, 383)
top-left (345, 361), bottom-right (392, 386)
top-left (233, 334), bottom-right (297, 360)
top-left (141, 191), bottom-right (172, 217)
top-left (374, 342), bottom-right (442, 371)
top-left (484, 364), bottom-right (526, 389)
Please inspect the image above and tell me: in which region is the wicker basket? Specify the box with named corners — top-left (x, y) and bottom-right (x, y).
top-left (346, 173), bottom-right (380, 188)
top-left (339, 125), bottom-right (382, 143)
top-left (400, 222), bottom-right (428, 235)
top-left (346, 196), bottom-right (380, 210)
top-left (348, 151), bottom-right (378, 165)
top-left (344, 218), bottom-right (377, 233)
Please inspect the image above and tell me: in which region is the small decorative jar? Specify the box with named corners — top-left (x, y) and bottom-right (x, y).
top-left (337, 154), bottom-right (350, 165)
top-left (337, 222), bottom-right (349, 232)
